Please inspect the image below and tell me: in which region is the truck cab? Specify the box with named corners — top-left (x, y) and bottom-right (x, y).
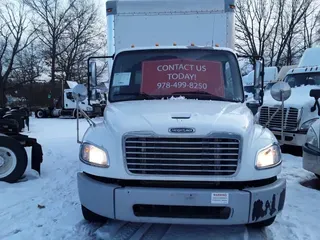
top-left (256, 48), bottom-right (320, 147)
top-left (73, 0), bottom-right (286, 227)
top-left (244, 67), bottom-right (278, 100)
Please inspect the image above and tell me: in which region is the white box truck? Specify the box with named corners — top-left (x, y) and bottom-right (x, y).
top-left (73, 0), bottom-right (286, 227)
top-left (257, 48), bottom-right (320, 147)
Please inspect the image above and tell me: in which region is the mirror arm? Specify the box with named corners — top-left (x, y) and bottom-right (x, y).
top-left (76, 99), bottom-right (96, 144)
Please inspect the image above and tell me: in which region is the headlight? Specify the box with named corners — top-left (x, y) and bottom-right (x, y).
top-left (300, 118), bottom-right (318, 131)
top-left (255, 144), bottom-right (282, 169)
top-left (306, 127), bottom-right (318, 147)
top-left (80, 143), bottom-right (109, 167)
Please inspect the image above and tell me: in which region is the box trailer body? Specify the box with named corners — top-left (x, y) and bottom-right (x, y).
top-left (76, 0), bottom-right (286, 227)
top-left (106, 0), bottom-right (235, 74)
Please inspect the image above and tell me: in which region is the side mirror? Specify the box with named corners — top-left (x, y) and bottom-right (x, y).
top-left (72, 84), bottom-right (87, 102)
top-left (253, 59), bottom-right (263, 102)
top-left (89, 62), bottom-right (97, 88)
top-left (270, 82), bottom-right (291, 102)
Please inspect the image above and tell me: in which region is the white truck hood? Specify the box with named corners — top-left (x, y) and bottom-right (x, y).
top-left (263, 85), bottom-right (320, 109)
top-left (104, 100), bottom-right (253, 136)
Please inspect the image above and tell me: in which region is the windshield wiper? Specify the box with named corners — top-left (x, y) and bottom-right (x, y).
top-left (171, 91), bottom-right (230, 101)
top-left (113, 92), bottom-right (156, 99)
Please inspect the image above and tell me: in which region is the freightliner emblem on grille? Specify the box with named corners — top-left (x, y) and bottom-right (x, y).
top-left (168, 127), bottom-right (196, 134)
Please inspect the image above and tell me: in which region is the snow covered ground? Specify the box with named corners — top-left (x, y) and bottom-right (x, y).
top-left (0, 117), bottom-right (320, 240)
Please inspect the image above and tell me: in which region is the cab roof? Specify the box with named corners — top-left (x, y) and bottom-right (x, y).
top-left (287, 66), bottom-right (320, 75)
top-left (115, 45), bottom-right (237, 56)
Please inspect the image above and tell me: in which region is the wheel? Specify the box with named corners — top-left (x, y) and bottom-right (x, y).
top-left (3, 114), bottom-right (24, 132)
top-left (248, 216), bottom-right (276, 228)
top-left (81, 205), bottom-right (108, 222)
top-left (0, 136), bottom-right (28, 183)
top-left (35, 109), bottom-right (45, 118)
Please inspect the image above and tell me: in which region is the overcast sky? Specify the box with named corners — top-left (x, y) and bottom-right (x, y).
top-left (98, 0), bottom-right (107, 21)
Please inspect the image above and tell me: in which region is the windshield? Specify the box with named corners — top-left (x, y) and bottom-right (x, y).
top-left (284, 72), bottom-right (320, 88)
top-left (108, 49), bottom-right (244, 103)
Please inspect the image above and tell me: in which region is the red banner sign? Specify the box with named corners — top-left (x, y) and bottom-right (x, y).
top-left (140, 59), bottom-right (224, 96)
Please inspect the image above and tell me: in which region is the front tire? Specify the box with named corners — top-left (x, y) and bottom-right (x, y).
top-left (35, 109), bottom-right (46, 118)
top-left (81, 205), bottom-right (108, 223)
top-left (0, 136), bottom-right (28, 183)
top-left (248, 216), bottom-right (276, 228)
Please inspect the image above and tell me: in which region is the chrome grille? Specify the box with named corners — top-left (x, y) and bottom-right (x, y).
top-left (259, 106), bottom-right (299, 131)
top-left (124, 136), bottom-right (240, 176)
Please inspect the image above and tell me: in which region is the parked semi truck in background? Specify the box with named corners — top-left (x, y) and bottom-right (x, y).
top-left (257, 48), bottom-right (320, 147)
top-left (74, 0), bottom-right (287, 227)
top-left (35, 81), bottom-right (105, 119)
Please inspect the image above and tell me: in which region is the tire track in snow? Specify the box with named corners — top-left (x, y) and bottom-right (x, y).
top-left (70, 219), bottom-right (274, 240)
top-left (61, 220), bottom-right (105, 240)
top-left (94, 221), bottom-right (171, 240)
top-left (246, 226), bottom-right (274, 240)
top-left (110, 222), bottom-right (144, 240)
top-left (132, 223), bottom-right (171, 240)
top-left (140, 224), bottom-right (171, 240)
top-left (94, 221), bottom-right (143, 240)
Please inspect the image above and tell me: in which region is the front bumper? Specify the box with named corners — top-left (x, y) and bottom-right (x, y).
top-left (303, 144), bottom-right (320, 175)
top-left (78, 173), bottom-right (286, 225)
top-left (271, 131), bottom-right (306, 146)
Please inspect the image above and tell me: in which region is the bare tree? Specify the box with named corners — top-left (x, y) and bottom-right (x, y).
top-left (0, 1), bottom-right (36, 106)
top-left (8, 42), bottom-right (44, 89)
top-left (303, 4), bottom-right (320, 49)
top-left (24, 0), bottom-right (77, 87)
top-left (56, 0), bottom-right (106, 85)
top-left (7, 42), bottom-right (44, 107)
top-left (272, 0), bottom-right (315, 66)
top-left (236, 0), bottom-right (277, 57)
top-left (236, 0), bottom-right (317, 67)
